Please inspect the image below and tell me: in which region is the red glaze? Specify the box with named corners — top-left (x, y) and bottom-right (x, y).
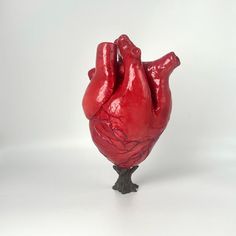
top-left (82, 35), bottom-right (180, 168)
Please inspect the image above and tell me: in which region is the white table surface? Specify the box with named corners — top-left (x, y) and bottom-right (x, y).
top-left (1, 144), bottom-right (235, 236)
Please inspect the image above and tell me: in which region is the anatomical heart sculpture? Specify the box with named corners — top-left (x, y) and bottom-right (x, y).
top-left (82, 35), bottom-right (180, 194)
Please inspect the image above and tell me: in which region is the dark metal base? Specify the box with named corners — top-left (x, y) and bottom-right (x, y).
top-left (112, 165), bottom-right (139, 194)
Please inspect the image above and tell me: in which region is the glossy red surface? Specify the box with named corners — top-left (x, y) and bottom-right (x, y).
top-left (82, 35), bottom-right (180, 168)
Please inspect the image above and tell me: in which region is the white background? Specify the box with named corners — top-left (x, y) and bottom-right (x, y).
top-left (0, 0), bottom-right (236, 235)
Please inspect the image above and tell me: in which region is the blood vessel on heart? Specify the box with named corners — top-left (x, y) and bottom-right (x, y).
top-left (82, 35), bottom-right (180, 168)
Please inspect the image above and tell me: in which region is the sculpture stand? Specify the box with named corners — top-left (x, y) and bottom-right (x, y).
top-left (112, 165), bottom-right (139, 194)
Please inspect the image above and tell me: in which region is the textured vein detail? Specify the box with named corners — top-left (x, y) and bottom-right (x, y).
top-left (90, 115), bottom-right (157, 168)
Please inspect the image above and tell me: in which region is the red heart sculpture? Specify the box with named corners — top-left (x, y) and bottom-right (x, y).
top-left (82, 35), bottom-right (180, 193)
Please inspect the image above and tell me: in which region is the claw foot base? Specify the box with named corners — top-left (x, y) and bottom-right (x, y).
top-left (112, 165), bottom-right (139, 194)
